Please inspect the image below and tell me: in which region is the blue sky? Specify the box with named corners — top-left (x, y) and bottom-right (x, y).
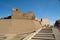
top-left (0, 0), bottom-right (60, 25)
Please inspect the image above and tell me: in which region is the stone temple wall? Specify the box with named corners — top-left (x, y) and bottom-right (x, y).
top-left (12, 8), bottom-right (23, 19)
top-left (12, 8), bottom-right (35, 20)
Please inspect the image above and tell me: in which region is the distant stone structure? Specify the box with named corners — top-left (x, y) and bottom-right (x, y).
top-left (40, 18), bottom-right (50, 27)
top-left (54, 20), bottom-right (60, 27)
top-left (12, 8), bottom-right (35, 20)
top-left (2, 16), bottom-right (11, 19)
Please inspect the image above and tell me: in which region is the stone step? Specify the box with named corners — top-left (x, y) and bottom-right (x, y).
top-left (32, 37), bottom-right (55, 40)
top-left (34, 34), bottom-right (55, 38)
top-left (23, 28), bottom-right (56, 40)
top-left (37, 33), bottom-right (54, 34)
top-left (38, 29), bottom-right (53, 33)
top-left (31, 28), bottom-right (56, 40)
top-left (31, 39), bottom-right (55, 40)
top-left (0, 36), bottom-right (6, 40)
top-left (36, 33), bottom-right (54, 36)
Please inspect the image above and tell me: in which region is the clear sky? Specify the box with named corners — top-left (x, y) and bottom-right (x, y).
top-left (0, 0), bottom-right (60, 25)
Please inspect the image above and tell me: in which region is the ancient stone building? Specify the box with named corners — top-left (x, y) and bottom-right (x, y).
top-left (0, 8), bottom-right (41, 34)
top-left (12, 8), bottom-right (35, 20)
top-left (40, 18), bottom-right (50, 27)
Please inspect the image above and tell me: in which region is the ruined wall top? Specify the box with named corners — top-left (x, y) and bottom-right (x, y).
top-left (12, 8), bottom-right (18, 11)
top-left (1, 8), bottom-right (35, 20)
top-left (12, 8), bottom-right (35, 20)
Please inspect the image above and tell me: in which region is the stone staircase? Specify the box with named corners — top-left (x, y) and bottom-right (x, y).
top-left (0, 35), bottom-right (6, 40)
top-left (23, 27), bottom-right (56, 40)
top-left (31, 27), bottom-right (56, 40)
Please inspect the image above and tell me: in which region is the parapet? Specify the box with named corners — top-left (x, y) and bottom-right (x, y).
top-left (12, 8), bottom-right (35, 20)
top-left (12, 8), bottom-right (18, 11)
top-left (1, 8), bottom-right (35, 20)
top-left (23, 12), bottom-right (35, 20)
top-left (12, 8), bottom-right (23, 19)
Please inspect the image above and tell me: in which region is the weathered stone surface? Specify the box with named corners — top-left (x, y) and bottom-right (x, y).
top-left (0, 19), bottom-right (41, 34)
top-left (23, 12), bottom-right (35, 20)
top-left (12, 8), bottom-right (35, 20)
top-left (12, 8), bottom-right (23, 19)
top-left (40, 18), bottom-right (50, 27)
